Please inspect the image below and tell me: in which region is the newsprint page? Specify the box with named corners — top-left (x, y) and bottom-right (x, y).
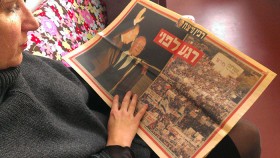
top-left (64, 0), bottom-right (276, 157)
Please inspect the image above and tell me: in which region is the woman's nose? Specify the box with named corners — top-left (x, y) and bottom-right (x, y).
top-left (21, 3), bottom-right (40, 32)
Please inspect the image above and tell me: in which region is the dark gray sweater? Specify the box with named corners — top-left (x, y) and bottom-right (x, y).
top-left (0, 52), bottom-right (149, 158)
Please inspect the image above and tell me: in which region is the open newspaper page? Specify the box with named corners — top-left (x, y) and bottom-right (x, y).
top-left (63, 0), bottom-right (276, 157)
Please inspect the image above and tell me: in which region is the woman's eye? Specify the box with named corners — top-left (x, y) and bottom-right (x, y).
top-left (5, 2), bottom-right (20, 13)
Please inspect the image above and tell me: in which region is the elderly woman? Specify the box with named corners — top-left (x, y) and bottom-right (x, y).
top-left (0, 0), bottom-right (148, 157)
top-left (0, 0), bottom-right (261, 158)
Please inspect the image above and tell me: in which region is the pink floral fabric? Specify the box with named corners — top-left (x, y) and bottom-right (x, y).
top-left (25, 0), bottom-right (107, 66)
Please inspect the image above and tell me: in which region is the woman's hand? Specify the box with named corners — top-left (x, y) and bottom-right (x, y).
top-left (106, 91), bottom-right (148, 147)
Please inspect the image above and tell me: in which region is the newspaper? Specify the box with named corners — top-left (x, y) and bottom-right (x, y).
top-left (63, 0), bottom-right (276, 157)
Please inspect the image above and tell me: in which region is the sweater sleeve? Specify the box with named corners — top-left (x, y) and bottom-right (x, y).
top-left (89, 146), bottom-right (135, 158)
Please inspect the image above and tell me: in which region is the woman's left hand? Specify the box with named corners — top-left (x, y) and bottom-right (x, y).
top-left (106, 91), bottom-right (148, 147)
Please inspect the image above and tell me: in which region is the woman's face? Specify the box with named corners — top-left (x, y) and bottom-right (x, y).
top-left (0, 0), bottom-right (39, 70)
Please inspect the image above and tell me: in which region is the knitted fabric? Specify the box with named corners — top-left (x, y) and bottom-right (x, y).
top-left (0, 52), bottom-right (150, 158)
top-left (0, 66), bottom-right (20, 99)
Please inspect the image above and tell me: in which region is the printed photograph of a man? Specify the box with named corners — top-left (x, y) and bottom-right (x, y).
top-left (76, 4), bottom-right (187, 100)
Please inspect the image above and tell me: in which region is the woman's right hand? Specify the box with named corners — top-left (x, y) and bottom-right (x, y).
top-left (106, 91), bottom-right (148, 147)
